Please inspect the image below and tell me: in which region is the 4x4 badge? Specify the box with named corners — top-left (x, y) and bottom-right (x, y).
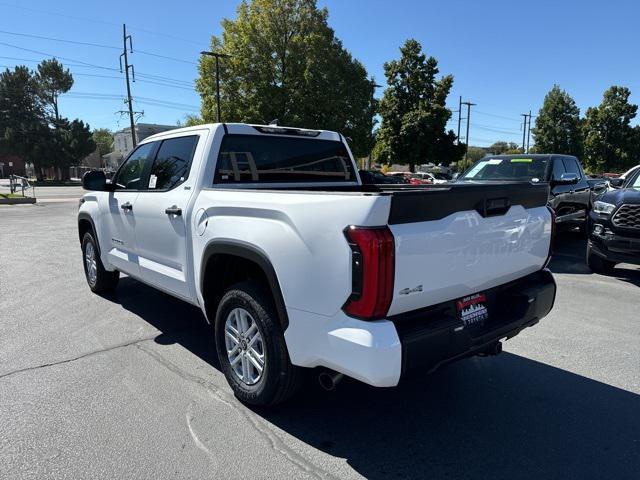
top-left (399, 285), bottom-right (423, 295)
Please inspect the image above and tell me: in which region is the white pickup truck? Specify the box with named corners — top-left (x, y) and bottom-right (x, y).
top-left (79, 123), bottom-right (556, 406)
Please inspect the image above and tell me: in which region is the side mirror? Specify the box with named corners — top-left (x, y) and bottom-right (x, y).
top-left (592, 182), bottom-right (608, 194)
top-left (553, 172), bottom-right (579, 185)
top-left (82, 170), bottom-right (110, 191)
top-left (608, 177), bottom-right (625, 189)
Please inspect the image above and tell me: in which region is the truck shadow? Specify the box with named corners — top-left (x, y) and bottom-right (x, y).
top-left (263, 355), bottom-right (640, 480)
top-left (548, 231), bottom-right (640, 286)
top-left (109, 277), bottom-right (639, 480)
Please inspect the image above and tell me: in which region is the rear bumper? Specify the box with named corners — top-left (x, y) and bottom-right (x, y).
top-left (392, 269), bottom-right (556, 378)
top-left (285, 269), bottom-right (556, 387)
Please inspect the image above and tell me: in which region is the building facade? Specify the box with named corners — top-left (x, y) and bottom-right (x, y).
top-left (103, 123), bottom-right (177, 170)
top-left (0, 154), bottom-right (27, 178)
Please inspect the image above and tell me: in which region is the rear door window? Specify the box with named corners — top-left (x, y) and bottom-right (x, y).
top-left (562, 157), bottom-right (582, 178)
top-left (148, 135), bottom-right (199, 191)
top-left (214, 134), bottom-right (355, 184)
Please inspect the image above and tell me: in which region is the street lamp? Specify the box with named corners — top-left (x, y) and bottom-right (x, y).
top-left (200, 51), bottom-right (232, 123)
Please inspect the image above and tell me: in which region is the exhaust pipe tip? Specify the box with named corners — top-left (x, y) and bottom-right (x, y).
top-left (478, 341), bottom-right (502, 357)
top-left (318, 370), bottom-right (344, 391)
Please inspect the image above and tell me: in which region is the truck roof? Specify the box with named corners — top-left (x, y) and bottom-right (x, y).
top-left (482, 153), bottom-right (578, 160)
top-left (142, 122), bottom-right (342, 143)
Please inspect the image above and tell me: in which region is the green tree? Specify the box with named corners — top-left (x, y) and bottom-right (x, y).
top-left (36, 58), bottom-right (73, 122)
top-left (583, 86), bottom-right (638, 172)
top-left (181, 114), bottom-right (205, 127)
top-left (374, 39), bottom-right (464, 170)
top-left (196, 0), bottom-right (376, 156)
top-left (92, 128), bottom-right (113, 156)
top-left (41, 120), bottom-right (95, 179)
top-left (466, 146), bottom-right (488, 164)
top-left (0, 66), bottom-right (48, 167)
top-left (0, 62), bottom-right (93, 179)
top-left (532, 85), bottom-right (582, 157)
top-left (487, 141), bottom-right (520, 155)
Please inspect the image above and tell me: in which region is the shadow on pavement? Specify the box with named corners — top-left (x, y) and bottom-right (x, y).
top-left (105, 276), bottom-right (639, 480)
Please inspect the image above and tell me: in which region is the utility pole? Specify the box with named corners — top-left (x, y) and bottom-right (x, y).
top-left (120, 24), bottom-right (137, 148)
top-left (521, 113), bottom-right (528, 153)
top-left (457, 95), bottom-right (462, 144)
top-left (526, 110), bottom-right (532, 153)
top-left (200, 51), bottom-right (232, 123)
top-left (462, 101), bottom-right (476, 169)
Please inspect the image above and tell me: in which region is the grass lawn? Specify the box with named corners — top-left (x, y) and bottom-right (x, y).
top-left (0, 193), bottom-right (25, 199)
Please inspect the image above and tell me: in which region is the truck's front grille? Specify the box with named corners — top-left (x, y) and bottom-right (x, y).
top-left (612, 204), bottom-right (640, 229)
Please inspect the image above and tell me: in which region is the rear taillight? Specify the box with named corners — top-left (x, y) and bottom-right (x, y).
top-left (342, 226), bottom-right (395, 319)
top-left (545, 206), bottom-right (556, 268)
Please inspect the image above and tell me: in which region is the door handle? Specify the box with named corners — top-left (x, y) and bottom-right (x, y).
top-left (120, 202), bottom-right (133, 211)
top-left (165, 205), bottom-right (182, 216)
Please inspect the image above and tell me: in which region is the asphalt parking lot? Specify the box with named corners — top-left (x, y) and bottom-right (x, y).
top-left (1, 190), bottom-right (639, 480)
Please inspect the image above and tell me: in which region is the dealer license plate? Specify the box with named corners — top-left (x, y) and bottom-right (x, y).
top-left (456, 293), bottom-right (489, 327)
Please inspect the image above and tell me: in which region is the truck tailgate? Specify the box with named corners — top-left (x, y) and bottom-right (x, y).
top-left (385, 182), bottom-right (551, 316)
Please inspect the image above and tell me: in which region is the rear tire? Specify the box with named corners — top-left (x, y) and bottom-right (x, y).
top-left (586, 244), bottom-right (615, 273)
top-left (214, 280), bottom-right (303, 406)
top-left (82, 232), bottom-right (119, 293)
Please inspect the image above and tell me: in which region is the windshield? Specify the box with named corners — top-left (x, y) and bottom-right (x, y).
top-left (627, 170), bottom-right (640, 189)
top-left (459, 157), bottom-right (548, 182)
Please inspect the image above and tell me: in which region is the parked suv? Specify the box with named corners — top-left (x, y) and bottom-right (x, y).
top-left (457, 154), bottom-right (591, 232)
top-left (587, 167), bottom-right (640, 272)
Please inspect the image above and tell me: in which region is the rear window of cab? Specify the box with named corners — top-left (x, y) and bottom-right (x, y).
top-left (214, 134), bottom-right (355, 184)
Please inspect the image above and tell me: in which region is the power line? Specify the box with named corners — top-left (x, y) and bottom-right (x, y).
top-left (0, 29), bottom-right (119, 50)
top-left (62, 92), bottom-right (198, 109)
top-left (135, 72), bottom-right (194, 87)
top-left (135, 99), bottom-right (199, 112)
top-left (0, 30), bottom-right (200, 70)
top-left (0, 55), bottom-right (195, 87)
top-left (0, 66), bottom-right (195, 92)
top-left (135, 95), bottom-right (199, 109)
top-left (0, 29), bottom-right (199, 65)
top-left (136, 49), bottom-right (198, 65)
top-left (473, 123), bottom-right (522, 135)
top-left (0, 41), bottom-right (120, 71)
top-left (0, 1), bottom-right (206, 47)
top-left (475, 110), bottom-right (522, 122)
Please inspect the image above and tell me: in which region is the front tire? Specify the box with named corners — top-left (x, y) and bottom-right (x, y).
top-left (586, 243), bottom-right (615, 273)
top-left (82, 232), bottom-right (119, 293)
top-left (214, 280), bottom-right (303, 406)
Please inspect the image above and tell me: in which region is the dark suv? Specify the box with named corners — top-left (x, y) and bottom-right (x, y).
top-left (457, 154), bottom-right (591, 231)
top-left (587, 167), bottom-right (640, 272)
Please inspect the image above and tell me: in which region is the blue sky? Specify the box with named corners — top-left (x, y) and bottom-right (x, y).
top-left (0, 0), bottom-right (637, 147)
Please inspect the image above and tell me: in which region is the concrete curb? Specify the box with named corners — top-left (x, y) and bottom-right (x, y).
top-left (0, 197), bottom-right (37, 205)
